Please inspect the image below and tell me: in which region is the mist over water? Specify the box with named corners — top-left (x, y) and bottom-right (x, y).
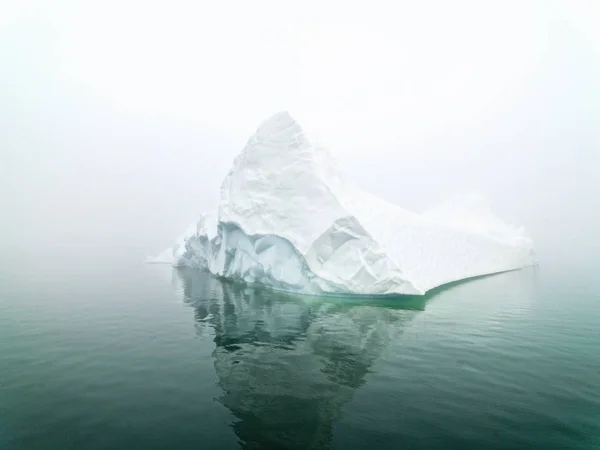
top-left (1, 1), bottom-right (599, 262)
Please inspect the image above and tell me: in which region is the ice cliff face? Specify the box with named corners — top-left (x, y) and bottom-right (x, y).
top-left (150, 112), bottom-right (535, 295)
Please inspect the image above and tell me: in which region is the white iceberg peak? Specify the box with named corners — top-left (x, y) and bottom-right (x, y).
top-left (150, 112), bottom-right (535, 296)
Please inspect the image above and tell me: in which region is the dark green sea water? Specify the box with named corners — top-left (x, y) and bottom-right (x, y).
top-left (1, 246), bottom-right (599, 449)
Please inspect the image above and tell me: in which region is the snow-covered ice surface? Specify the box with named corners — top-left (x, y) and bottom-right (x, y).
top-left (149, 112), bottom-right (535, 296)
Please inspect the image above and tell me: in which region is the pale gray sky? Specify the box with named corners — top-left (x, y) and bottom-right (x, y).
top-left (1, 0), bottom-right (599, 262)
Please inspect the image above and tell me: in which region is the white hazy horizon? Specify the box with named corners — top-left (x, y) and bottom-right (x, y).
top-left (1, 0), bottom-right (599, 266)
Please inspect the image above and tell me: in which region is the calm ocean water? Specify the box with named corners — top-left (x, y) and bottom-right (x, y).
top-left (1, 245), bottom-right (599, 449)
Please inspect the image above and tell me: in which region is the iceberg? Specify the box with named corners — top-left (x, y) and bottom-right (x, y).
top-left (145, 223), bottom-right (198, 264)
top-left (150, 112), bottom-right (535, 295)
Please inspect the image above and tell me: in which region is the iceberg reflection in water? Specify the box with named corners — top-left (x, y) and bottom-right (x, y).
top-left (173, 267), bottom-right (538, 449)
top-left (175, 268), bottom-right (425, 449)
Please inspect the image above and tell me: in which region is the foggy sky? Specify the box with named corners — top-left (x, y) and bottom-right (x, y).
top-left (1, 0), bottom-right (599, 264)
